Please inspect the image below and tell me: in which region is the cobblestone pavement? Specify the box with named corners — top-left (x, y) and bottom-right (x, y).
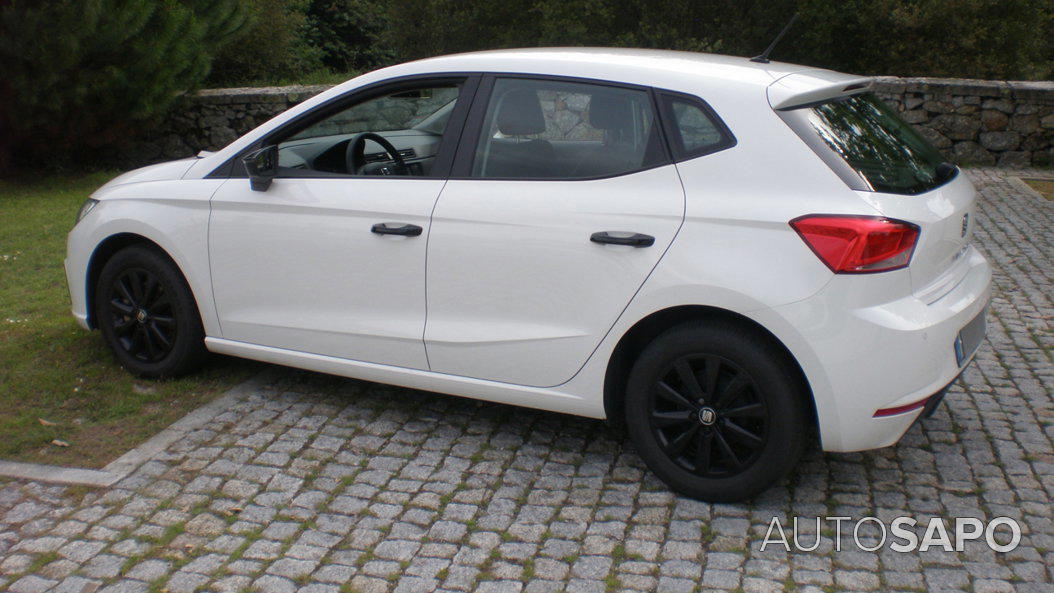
top-left (1, 168), bottom-right (1052, 593)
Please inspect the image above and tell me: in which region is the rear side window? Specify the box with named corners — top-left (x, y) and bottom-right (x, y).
top-left (471, 78), bottom-right (666, 179)
top-left (780, 93), bottom-right (952, 195)
top-left (661, 95), bottom-right (735, 158)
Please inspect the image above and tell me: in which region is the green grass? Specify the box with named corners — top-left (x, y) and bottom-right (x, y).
top-left (0, 172), bottom-right (258, 468)
top-left (1023, 177), bottom-right (1054, 201)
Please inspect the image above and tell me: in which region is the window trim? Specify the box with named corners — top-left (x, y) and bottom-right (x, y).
top-left (206, 73), bottom-right (482, 180)
top-left (449, 72), bottom-right (675, 182)
top-left (656, 90), bottom-right (738, 162)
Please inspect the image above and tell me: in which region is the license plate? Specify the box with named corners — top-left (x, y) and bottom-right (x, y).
top-left (954, 306), bottom-right (987, 367)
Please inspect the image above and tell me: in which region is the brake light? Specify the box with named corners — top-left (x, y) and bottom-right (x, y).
top-left (790, 215), bottom-right (919, 273)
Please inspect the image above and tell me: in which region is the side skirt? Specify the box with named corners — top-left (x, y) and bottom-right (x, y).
top-left (204, 337), bottom-right (603, 419)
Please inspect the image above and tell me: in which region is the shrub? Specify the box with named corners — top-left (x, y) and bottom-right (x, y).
top-left (0, 0), bottom-right (249, 174)
top-left (207, 0), bottom-right (320, 86)
top-left (383, 0), bottom-right (1053, 80)
top-left (786, 0), bottom-right (1053, 79)
top-left (304, 0), bottom-right (395, 73)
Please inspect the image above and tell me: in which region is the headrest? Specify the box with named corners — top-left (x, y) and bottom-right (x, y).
top-left (496, 88), bottom-right (547, 136)
top-left (588, 93), bottom-right (632, 130)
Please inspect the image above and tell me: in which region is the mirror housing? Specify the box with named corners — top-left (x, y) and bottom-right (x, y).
top-left (242, 145), bottom-right (278, 191)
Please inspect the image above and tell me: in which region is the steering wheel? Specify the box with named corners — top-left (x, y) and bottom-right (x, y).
top-left (345, 132), bottom-right (407, 175)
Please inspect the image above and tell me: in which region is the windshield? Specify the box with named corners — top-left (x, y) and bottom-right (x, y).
top-left (781, 93), bottom-right (952, 195)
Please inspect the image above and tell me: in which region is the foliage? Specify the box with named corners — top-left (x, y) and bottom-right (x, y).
top-left (0, 0), bottom-right (250, 174)
top-left (186, 0), bottom-right (255, 51)
top-left (784, 0), bottom-right (1054, 79)
top-left (383, 0), bottom-right (1053, 80)
top-left (304, 0), bottom-right (395, 73)
top-left (207, 0), bottom-right (320, 85)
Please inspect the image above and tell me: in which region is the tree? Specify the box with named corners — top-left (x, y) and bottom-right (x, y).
top-left (382, 0), bottom-right (1052, 80)
top-left (304, 0), bottom-right (395, 73)
top-left (207, 0), bottom-right (318, 86)
top-left (0, 0), bottom-right (250, 173)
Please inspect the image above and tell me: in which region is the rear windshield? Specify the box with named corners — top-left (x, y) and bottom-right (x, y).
top-left (780, 93), bottom-right (952, 195)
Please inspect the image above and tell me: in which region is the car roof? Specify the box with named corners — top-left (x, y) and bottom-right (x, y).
top-left (375, 47), bottom-right (833, 90)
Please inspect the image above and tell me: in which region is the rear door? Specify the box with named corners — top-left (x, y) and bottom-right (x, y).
top-left (424, 75), bottom-right (684, 387)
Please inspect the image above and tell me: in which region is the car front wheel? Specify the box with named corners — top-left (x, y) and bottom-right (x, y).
top-left (625, 320), bottom-right (808, 502)
top-left (95, 245), bottom-right (207, 378)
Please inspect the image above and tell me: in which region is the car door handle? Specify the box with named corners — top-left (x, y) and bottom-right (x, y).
top-left (590, 231), bottom-right (655, 247)
top-left (371, 223), bottom-right (423, 237)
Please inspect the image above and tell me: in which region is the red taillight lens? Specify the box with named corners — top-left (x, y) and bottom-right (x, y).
top-left (790, 215), bottom-right (919, 273)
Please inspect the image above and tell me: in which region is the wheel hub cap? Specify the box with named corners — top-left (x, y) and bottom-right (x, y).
top-left (697, 407), bottom-right (717, 426)
top-left (135, 308), bottom-right (148, 323)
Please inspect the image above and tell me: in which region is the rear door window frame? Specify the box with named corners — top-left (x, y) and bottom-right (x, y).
top-left (656, 90), bottom-right (738, 162)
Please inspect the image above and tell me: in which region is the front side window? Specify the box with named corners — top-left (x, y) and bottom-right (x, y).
top-left (275, 83), bottom-right (461, 177)
top-left (471, 78), bottom-right (665, 179)
top-left (781, 92), bottom-right (951, 195)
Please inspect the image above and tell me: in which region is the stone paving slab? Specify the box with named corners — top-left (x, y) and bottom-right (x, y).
top-left (0, 168), bottom-right (1051, 593)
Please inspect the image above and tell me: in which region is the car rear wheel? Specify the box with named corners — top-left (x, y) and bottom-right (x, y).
top-left (95, 245), bottom-right (207, 378)
top-left (625, 320), bottom-right (808, 502)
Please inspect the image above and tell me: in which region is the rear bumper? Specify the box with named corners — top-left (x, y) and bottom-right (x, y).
top-left (768, 245), bottom-right (991, 452)
top-left (875, 369), bottom-right (961, 419)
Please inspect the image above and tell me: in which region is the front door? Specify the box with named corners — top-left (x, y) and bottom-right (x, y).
top-left (209, 77), bottom-right (474, 369)
top-left (425, 76), bottom-right (685, 387)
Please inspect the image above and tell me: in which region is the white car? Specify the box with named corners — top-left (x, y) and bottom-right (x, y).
top-left (66, 48), bottom-right (991, 501)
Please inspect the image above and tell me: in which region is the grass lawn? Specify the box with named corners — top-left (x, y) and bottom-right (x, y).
top-left (1023, 177), bottom-right (1054, 201)
top-left (0, 172), bottom-right (259, 468)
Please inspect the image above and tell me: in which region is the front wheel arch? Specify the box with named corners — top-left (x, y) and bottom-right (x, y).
top-left (604, 305), bottom-right (817, 435)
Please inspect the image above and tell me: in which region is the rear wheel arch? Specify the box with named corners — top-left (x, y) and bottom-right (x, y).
top-left (604, 305), bottom-right (817, 432)
top-left (85, 234), bottom-right (196, 329)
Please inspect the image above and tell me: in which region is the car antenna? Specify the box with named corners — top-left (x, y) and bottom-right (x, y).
top-left (750, 13), bottom-right (799, 64)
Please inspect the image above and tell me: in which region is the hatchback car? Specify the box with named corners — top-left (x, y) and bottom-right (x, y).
top-left (66, 48), bottom-right (991, 501)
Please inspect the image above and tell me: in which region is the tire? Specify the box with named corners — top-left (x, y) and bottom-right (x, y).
top-left (94, 245), bottom-right (207, 378)
top-left (624, 320), bottom-right (808, 502)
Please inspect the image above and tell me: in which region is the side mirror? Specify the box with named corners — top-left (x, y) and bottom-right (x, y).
top-left (242, 145), bottom-right (278, 192)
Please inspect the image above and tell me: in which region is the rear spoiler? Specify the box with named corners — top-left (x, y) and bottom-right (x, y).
top-left (767, 70), bottom-right (873, 110)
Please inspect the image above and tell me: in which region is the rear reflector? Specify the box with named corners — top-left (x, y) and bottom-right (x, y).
top-left (790, 215), bottom-right (920, 273)
top-left (873, 396), bottom-right (930, 417)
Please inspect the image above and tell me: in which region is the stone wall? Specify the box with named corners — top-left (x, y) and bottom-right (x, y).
top-left (125, 85), bottom-right (332, 167)
top-left (127, 76), bottom-right (1054, 169)
top-left (872, 77), bottom-right (1054, 168)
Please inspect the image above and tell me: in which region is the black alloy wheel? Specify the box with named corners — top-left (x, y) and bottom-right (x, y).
top-left (625, 320), bottom-right (808, 502)
top-left (95, 245), bottom-right (207, 377)
top-left (649, 354), bottom-right (768, 477)
top-left (108, 268), bottom-right (177, 363)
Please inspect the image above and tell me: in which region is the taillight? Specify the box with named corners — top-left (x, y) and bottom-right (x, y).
top-left (790, 215), bottom-right (919, 273)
